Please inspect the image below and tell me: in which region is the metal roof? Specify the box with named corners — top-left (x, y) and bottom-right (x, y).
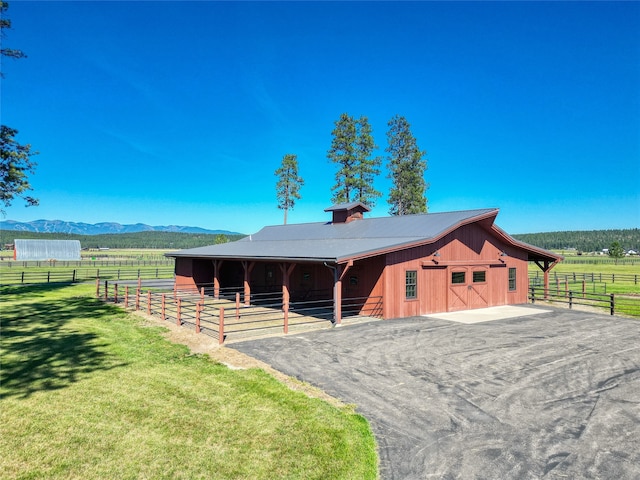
top-left (323, 201), bottom-right (371, 212)
top-left (167, 208), bottom-right (520, 263)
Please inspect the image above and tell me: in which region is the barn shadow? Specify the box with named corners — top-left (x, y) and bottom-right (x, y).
top-left (1, 284), bottom-right (128, 399)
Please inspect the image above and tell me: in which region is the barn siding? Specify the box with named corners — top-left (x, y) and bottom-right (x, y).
top-left (175, 257), bottom-right (196, 289)
top-left (383, 223), bottom-right (530, 318)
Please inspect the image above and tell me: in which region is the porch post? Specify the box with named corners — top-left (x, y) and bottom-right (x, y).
top-left (334, 266), bottom-right (342, 325)
top-left (333, 260), bottom-right (353, 325)
top-left (535, 259), bottom-right (559, 301)
top-left (280, 263), bottom-right (296, 333)
top-left (212, 260), bottom-right (223, 299)
top-left (543, 260), bottom-right (550, 300)
top-left (242, 261), bottom-right (255, 306)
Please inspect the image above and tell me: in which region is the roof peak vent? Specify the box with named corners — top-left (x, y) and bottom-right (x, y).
top-left (324, 202), bottom-right (371, 224)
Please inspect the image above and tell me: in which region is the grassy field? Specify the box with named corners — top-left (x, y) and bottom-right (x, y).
top-left (529, 257), bottom-right (640, 295)
top-left (0, 283), bottom-right (378, 479)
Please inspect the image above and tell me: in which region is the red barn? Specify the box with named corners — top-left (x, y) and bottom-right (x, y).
top-left (167, 203), bottom-right (561, 322)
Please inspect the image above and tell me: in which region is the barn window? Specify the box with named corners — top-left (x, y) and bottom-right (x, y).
top-left (405, 270), bottom-right (417, 299)
top-left (473, 271), bottom-right (486, 283)
top-left (509, 268), bottom-right (517, 291)
top-left (451, 271), bottom-right (466, 284)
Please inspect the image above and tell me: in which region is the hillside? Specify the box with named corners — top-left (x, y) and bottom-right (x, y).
top-left (0, 219), bottom-right (242, 236)
top-left (0, 230), bottom-right (245, 250)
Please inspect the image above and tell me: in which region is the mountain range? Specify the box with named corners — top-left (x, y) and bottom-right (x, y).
top-left (0, 219), bottom-right (242, 236)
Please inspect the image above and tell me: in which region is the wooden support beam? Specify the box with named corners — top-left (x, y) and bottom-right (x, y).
top-left (242, 261), bottom-right (256, 306)
top-left (280, 263), bottom-right (296, 333)
top-left (334, 261), bottom-right (354, 325)
top-left (212, 260), bottom-right (224, 299)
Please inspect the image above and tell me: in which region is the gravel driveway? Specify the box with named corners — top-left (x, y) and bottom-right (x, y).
top-left (231, 306), bottom-right (640, 479)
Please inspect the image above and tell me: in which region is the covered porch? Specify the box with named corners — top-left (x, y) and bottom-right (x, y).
top-left (174, 255), bottom-right (384, 326)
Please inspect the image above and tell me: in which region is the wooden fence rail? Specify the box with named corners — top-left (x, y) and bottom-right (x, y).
top-left (1, 259), bottom-right (174, 268)
top-left (529, 286), bottom-right (640, 317)
top-left (529, 271), bottom-right (639, 285)
top-left (97, 279), bottom-right (384, 344)
top-left (0, 267), bottom-right (175, 285)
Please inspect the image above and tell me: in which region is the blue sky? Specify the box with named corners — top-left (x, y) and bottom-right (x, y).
top-left (2, 1), bottom-right (639, 235)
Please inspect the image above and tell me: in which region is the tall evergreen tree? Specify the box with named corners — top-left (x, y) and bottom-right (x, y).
top-left (328, 113), bottom-right (357, 204)
top-left (386, 115), bottom-right (428, 216)
top-left (353, 116), bottom-right (382, 206)
top-left (1, 2), bottom-right (38, 216)
top-left (274, 153), bottom-right (304, 225)
top-left (327, 113), bottom-right (381, 206)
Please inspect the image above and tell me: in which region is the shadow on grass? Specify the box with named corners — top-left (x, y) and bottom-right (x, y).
top-left (1, 286), bottom-right (128, 399)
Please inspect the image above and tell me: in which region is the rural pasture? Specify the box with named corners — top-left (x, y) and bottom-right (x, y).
top-left (0, 283), bottom-right (377, 479)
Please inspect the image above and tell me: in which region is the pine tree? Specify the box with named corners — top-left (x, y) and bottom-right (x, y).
top-left (386, 115), bottom-right (428, 216)
top-left (274, 153), bottom-right (304, 225)
top-left (327, 113), bottom-right (381, 206)
top-left (353, 116), bottom-right (382, 206)
top-left (1, 2), bottom-right (38, 215)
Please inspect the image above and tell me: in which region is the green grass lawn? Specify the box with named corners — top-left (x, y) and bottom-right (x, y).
top-left (0, 284), bottom-right (378, 479)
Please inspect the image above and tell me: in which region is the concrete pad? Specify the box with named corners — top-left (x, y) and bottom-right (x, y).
top-left (423, 304), bottom-right (551, 324)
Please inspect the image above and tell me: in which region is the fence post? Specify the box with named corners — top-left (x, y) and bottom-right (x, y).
top-left (236, 292), bottom-right (240, 320)
top-left (201, 287), bottom-right (205, 304)
top-left (114, 283), bottom-right (118, 304)
top-left (47, 271), bottom-right (51, 283)
top-left (569, 291), bottom-right (573, 309)
top-left (176, 298), bottom-right (182, 326)
top-left (219, 307), bottom-right (225, 345)
top-left (104, 280), bottom-right (109, 301)
top-left (72, 269), bottom-right (76, 283)
top-left (147, 291), bottom-right (152, 315)
top-left (96, 277), bottom-right (100, 297)
top-left (610, 294), bottom-right (615, 316)
top-left (161, 294), bottom-right (166, 321)
top-left (612, 274), bottom-right (615, 284)
top-left (125, 286), bottom-right (129, 308)
top-left (136, 289), bottom-right (140, 311)
top-left (196, 302), bottom-right (201, 334)
top-left (21, 271), bottom-right (24, 284)
top-left (530, 286), bottom-right (535, 304)
top-left (138, 277), bottom-right (142, 290)
top-left (582, 280), bottom-right (586, 298)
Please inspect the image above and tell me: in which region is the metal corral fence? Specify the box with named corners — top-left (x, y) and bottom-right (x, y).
top-left (0, 267), bottom-right (175, 285)
top-left (96, 280), bottom-right (383, 344)
top-left (528, 286), bottom-right (640, 318)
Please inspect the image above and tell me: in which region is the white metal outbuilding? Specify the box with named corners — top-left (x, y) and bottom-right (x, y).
top-left (14, 239), bottom-right (81, 261)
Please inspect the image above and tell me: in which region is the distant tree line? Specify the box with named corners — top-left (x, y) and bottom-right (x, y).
top-left (4, 229), bottom-right (637, 254)
top-left (512, 229), bottom-right (640, 253)
top-left (0, 230), bottom-right (244, 250)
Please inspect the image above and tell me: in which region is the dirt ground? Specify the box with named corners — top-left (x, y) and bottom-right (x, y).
top-left (133, 310), bottom-right (347, 409)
